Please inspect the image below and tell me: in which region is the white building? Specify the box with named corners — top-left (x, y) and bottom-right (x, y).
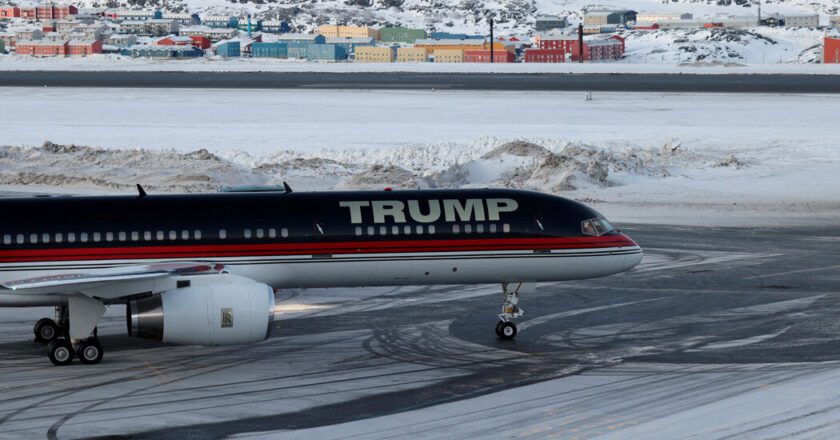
top-left (784, 14), bottom-right (819, 27)
top-left (636, 13), bottom-right (693, 23)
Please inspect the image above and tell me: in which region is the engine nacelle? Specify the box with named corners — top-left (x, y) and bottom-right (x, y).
top-left (127, 275), bottom-right (275, 346)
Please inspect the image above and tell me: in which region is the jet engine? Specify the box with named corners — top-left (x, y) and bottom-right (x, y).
top-left (127, 275), bottom-right (275, 346)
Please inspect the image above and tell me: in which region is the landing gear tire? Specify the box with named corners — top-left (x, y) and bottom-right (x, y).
top-left (494, 321), bottom-right (504, 337)
top-left (47, 338), bottom-right (74, 366)
top-left (498, 322), bottom-right (517, 340)
top-left (34, 318), bottom-right (59, 343)
top-left (78, 339), bottom-right (103, 365)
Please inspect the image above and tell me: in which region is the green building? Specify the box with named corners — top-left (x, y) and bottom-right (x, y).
top-left (379, 27), bottom-right (427, 44)
top-left (0, 38), bottom-right (4, 54)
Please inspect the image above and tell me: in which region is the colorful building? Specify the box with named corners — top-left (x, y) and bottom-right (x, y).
top-left (278, 33), bottom-right (325, 58)
top-left (250, 42), bottom-right (288, 57)
top-left (306, 43), bottom-right (346, 61)
top-left (396, 47), bottom-right (428, 62)
top-left (317, 25), bottom-right (379, 40)
top-left (429, 32), bottom-right (483, 40)
top-left (215, 40), bottom-right (240, 57)
top-left (464, 49), bottom-right (515, 63)
top-left (433, 48), bottom-right (464, 62)
top-left (524, 48), bottom-right (565, 62)
top-left (326, 37), bottom-right (374, 55)
top-left (15, 40), bottom-right (68, 56)
top-left (262, 21), bottom-right (290, 33)
top-left (109, 9), bottom-right (162, 21)
top-left (203, 16), bottom-right (238, 28)
top-left (127, 45), bottom-right (203, 58)
top-left (0, 7), bottom-right (20, 18)
top-left (0, 39), bottom-right (5, 54)
top-left (354, 46), bottom-right (395, 62)
top-left (571, 39), bottom-right (624, 61)
top-left (379, 27), bottom-right (426, 43)
top-left (824, 37), bottom-right (840, 63)
top-left (67, 40), bottom-right (102, 55)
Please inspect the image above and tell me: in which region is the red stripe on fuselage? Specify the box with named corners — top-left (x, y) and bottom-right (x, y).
top-left (0, 235), bottom-right (638, 263)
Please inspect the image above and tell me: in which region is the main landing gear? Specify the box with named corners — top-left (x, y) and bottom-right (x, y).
top-left (34, 305), bottom-right (103, 366)
top-left (495, 282), bottom-right (525, 340)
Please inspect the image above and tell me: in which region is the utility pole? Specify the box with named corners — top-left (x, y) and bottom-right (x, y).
top-left (489, 17), bottom-right (494, 63)
top-left (578, 23), bottom-right (584, 63)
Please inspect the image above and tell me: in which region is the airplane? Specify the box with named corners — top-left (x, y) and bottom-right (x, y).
top-left (0, 186), bottom-right (642, 366)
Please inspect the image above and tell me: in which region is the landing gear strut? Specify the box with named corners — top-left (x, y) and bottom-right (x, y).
top-left (37, 304), bottom-right (103, 366)
top-left (495, 282), bottom-right (524, 340)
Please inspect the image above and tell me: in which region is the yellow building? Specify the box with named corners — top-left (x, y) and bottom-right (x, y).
top-left (433, 49), bottom-right (464, 62)
top-left (414, 39), bottom-right (513, 53)
top-left (317, 25), bottom-right (380, 40)
top-left (396, 47), bottom-right (428, 62)
top-left (355, 46), bottom-right (395, 62)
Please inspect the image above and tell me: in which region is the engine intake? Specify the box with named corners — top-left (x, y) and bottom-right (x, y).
top-left (127, 275), bottom-right (275, 346)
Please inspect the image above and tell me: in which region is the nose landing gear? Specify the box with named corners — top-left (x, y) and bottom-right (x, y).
top-left (495, 282), bottom-right (526, 340)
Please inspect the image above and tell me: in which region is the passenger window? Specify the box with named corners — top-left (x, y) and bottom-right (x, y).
top-left (93, 232), bottom-right (101, 242)
top-left (55, 233), bottom-right (63, 243)
top-left (194, 230), bottom-right (202, 240)
top-left (256, 228), bottom-right (264, 239)
top-left (219, 229), bottom-right (227, 239)
top-left (156, 231), bottom-right (164, 241)
top-left (181, 230), bottom-right (189, 240)
top-left (428, 225), bottom-right (436, 235)
top-left (16, 234), bottom-right (24, 244)
top-left (379, 226), bottom-right (387, 235)
top-left (119, 232), bottom-right (127, 241)
top-left (452, 225), bottom-right (460, 234)
top-left (503, 224), bottom-right (510, 233)
top-left (144, 231), bottom-right (151, 241)
top-left (392, 226), bottom-right (400, 235)
top-left (3, 234), bottom-right (10, 245)
top-left (476, 224), bottom-right (484, 234)
top-left (68, 232), bottom-right (76, 243)
top-left (131, 231), bottom-right (139, 241)
top-left (416, 225), bottom-right (423, 235)
top-left (81, 232), bottom-right (89, 243)
top-left (42, 233), bottom-right (50, 243)
top-left (281, 228), bottom-right (288, 238)
top-left (355, 226), bottom-right (362, 236)
top-left (367, 226), bottom-right (375, 236)
top-left (268, 228), bottom-right (276, 238)
top-left (30, 233), bottom-right (38, 244)
top-left (244, 229), bottom-right (252, 239)
top-left (106, 232), bottom-right (114, 242)
top-left (169, 231), bottom-right (177, 240)
top-left (464, 225), bottom-right (472, 234)
top-left (489, 224), bottom-right (497, 233)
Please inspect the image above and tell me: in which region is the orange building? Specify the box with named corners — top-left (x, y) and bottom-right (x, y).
top-left (825, 37), bottom-right (840, 63)
top-left (414, 39), bottom-right (512, 53)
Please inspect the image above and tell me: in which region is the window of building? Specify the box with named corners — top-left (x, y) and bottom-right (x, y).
top-left (244, 229), bottom-right (252, 239)
top-left (219, 229), bottom-right (227, 239)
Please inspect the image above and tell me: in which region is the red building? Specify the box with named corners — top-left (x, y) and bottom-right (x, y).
top-left (20, 5), bottom-right (78, 20)
top-left (42, 20), bottom-right (55, 32)
top-left (68, 40), bottom-right (102, 56)
top-left (634, 23), bottom-right (659, 30)
top-left (608, 35), bottom-right (625, 54)
top-left (19, 6), bottom-right (37, 19)
top-left (825, 37), bottom-right (840, 64)
top-left (524, 48), bottom-right (566, 63)
top-left (570, 39), bottom-right (624, 61)
top-left (15, 40), bottom-right (68, 56)
top-left (189, 35), bottom-right (211, 49)
top-left (157, 36), bottom-right (194, 46)
top-left (539, 36), bottom-right (577, 53)
top-left (464, 50), bottom-right (515, 63)
top-left (0, 7), bottom-right (20, 18)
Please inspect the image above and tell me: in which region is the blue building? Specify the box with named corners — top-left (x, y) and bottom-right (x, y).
top-left (307, 43), bottom-right (346, 61)
top-left (325, 37), bottom-right (374, 56)
top-left (215, 41), bottom-right (240, 57)
top-left (261, 20), bottom-right (290, 33)
top-left (278, 33), bottom-right (325, 58)
top-left (203, 16), bottom-right (238, 28)
top-left (238, 18), bottom-right (262, 33)
top-left (429, 32), bottom-right (484, 40)
top-left (250, 42), bottom-right (287, 57)
top-left (127, 45), bottom-right (204, 58)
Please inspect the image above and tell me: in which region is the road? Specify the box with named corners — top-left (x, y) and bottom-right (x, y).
top-left (1, 71), bottom-right (839, 92)
top-left (1, 223), bottom-right (839, 439)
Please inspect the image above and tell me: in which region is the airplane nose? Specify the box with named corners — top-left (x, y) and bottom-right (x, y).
top-left (619, 234), bottom-right (643, 271)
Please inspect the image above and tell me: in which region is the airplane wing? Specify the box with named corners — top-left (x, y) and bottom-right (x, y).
top-left (0, 262), bottom-right (229, 298)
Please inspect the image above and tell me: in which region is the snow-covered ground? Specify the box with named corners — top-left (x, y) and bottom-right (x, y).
top-left (1, 87), bottom-right (839, 226)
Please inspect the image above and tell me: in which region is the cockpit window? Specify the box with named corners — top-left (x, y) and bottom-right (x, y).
top-left (581, 218), bottom-right (615, 236)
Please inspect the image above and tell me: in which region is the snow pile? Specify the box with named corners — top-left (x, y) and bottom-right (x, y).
top-left (0, 139), bottom-right (744, 194)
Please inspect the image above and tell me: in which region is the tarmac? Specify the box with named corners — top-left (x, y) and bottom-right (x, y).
top-left (1, 223), bottom-right (839, 439)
